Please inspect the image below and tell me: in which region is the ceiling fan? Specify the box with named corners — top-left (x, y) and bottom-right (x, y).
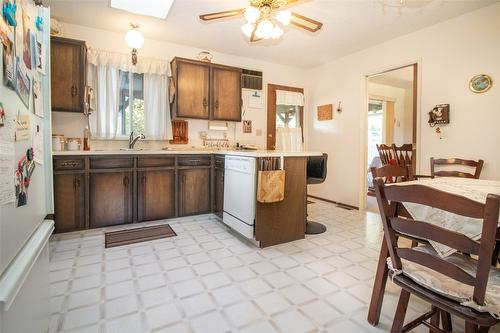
top-left (199, 0), bottom-right (323, 42)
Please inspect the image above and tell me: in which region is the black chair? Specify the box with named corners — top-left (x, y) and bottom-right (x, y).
top-left (306, 153), bottom-right (328, 234)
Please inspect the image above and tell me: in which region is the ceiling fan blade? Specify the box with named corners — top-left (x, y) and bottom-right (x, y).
top-left (290, 12), bottom-right (323, 32)
top-left (199, 9), bottom-right (245, 21)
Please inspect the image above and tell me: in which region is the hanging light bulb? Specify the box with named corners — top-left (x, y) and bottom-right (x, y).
top-left (271, 25), bottom-right (283, 39)
top-left (125, 24), bottom-right (144, 65)
top-left (276, 10), bottom-right (291, 26)
top-left (255, 19), bottom-right (274, 39)
top-left (244, 6), bottom-right (260, 24)
top-left (241, 22), bottom-right (254, 38)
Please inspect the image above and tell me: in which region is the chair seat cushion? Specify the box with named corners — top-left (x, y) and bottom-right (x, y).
top-left (387, 245), bottom-right (500, 317)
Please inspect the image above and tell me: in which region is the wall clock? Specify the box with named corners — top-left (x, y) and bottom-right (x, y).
top-left (469, 74), bottom-right (493, 93)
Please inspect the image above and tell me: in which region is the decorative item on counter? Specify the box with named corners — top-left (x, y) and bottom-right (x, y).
top-left (125, 23), bottom-right (144, 66)
top-left (336, 101), bottom-right (343, 113)
top-left (257, 157), bottom-right (285, 203)
top-left (428, 104), bottom-right (450, 127)
top-left (169, 120), bottom-right (188, 144)
top-left (50, 18), bottom-right (63, 36)
top-left (317, 104), bottom-right (333, 121)
top-left (242, 120), bottom-right (252, 133)
top-left (203, 138), bottom-right (229, 149)
top-left (34, 16), bottom-right (43, 30)
top-left (66, 137), bottom-right (82, 151)
top-left (197, 51), bottom-right (213, 63)
top-left (52, 134), bottom-right (65, 151)
top-left (83, 126), bottom-right (91, 151)
top-left (15, 148), bottom-right (35, 207)
top-left (0, 102), bottom-right (5, 127)
top-left (2, 1), bottom-right (16, 27)
top-left (469, 74), bottom-right (492, 94)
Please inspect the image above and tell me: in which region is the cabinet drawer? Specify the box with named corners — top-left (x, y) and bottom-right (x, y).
top-left (214, 155), bottom-right (225, 169)
top-left (178, 156), bottom-right (211, 167)
top-left (137, 156), bottom-right (175, 168)
top-left (90, 157), bottom-right (134, 169)
top-left (54, 157), bottom-right (85, 170)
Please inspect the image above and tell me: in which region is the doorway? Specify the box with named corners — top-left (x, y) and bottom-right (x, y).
top-left (364, 64), bottom-right (418, 212)
top-left (267, 84), bottom-right (304, 150)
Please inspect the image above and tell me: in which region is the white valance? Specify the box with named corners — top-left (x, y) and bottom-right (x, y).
top-left (87, 47), bottom-right (170, 75)
top-left (276, 90), bottom-right (305, 106)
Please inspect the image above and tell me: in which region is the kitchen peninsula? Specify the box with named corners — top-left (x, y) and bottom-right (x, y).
top-left (52, 150), bottom-right (322, 247)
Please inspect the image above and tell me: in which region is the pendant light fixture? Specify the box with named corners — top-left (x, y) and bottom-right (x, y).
top-left (125, 23), bottom-right (144, 65)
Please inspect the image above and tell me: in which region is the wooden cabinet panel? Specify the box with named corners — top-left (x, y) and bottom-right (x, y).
top-left (138, 170), bottom-right (175, 222)
top-left (50, 37), bottom-right (86, 112)
top-left (176, 61), bottom-right (210, 119)
top-left (179, 168), bottom-right (211, 216)
top-left (214, 167), bottom-right (224, 218)
top-left (89, 172), bottom-right (133, 228)
top-left (212, 66), bottom-right (242, 121)
top-left (53, 174), bottom-right (85, 233)
top-left (178, 156), bottom-right (211, 167)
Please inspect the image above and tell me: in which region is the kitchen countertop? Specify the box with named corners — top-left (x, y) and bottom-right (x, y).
top-left (52, 149), bottom-right (323, 158)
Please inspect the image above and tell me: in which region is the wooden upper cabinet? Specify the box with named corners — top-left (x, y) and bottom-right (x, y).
top-left (89, 171), bottom-right (133, 228)
top-left (174, 60), bottom-right (210, 119)
top-left (50, 37), bottom-right (86, 112)
top-left (211, 66), bottom-right (242, 121)
top-left (171, 57), bottom-right (242, 121)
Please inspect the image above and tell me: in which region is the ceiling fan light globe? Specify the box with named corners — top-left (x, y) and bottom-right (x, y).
top-left (256, 19), bottom-right (274, 39)
top-left (125, 28), bottom-right (144, 49)
top-left (276, 9), bottom-right (291, 26)
top-left (241, 23), bottom-right (254, 38)
top-left (244, 6), bottom-right (260, 24)
top-left (271, 25), bottom-right (283, 39)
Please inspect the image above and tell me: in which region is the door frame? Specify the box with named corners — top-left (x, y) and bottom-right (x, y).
top-left (267, 84), bottom-right (304, 150)
top-left (359, 61), bottom-right (421, 210)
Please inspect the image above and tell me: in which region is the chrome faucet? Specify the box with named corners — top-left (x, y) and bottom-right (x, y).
top-left (128, 131), bottom-right (146, 149)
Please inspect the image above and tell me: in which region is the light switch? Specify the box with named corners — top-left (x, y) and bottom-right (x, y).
top-left (256, 129), bottom-right (262, 136)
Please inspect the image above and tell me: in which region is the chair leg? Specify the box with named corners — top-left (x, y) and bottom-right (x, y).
top-left (391, 289), bottom-right (411, 333)
top-left (429, 306), bottom-right (440, 333)
top-left (465, 322), bottom-right (478, 333)
top-left (440, 311), bottom-right (452, 332)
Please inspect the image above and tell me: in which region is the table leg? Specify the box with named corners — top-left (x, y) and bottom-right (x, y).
top-left (368, 235), bottom-right (390, 326)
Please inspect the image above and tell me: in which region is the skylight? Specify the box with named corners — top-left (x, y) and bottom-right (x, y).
top-left (110, 0), bottom-right (175, 19)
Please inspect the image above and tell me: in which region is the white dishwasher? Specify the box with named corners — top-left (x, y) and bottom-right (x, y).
top-left (223, 156), bottom-right (257, 239)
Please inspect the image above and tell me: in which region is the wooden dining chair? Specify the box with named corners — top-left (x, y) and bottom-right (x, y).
top-left (393, 144), bottom-right (414, 168)
top-left (371, 164), bottom-right (413, 184)
top-left (430, 158), bottom-right (484, 179)
top-left (373, 178), bottom-right (500, 333)
top-left (377, 144), bottom-right (397, 165)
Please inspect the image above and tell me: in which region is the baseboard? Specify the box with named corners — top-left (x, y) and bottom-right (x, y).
top-left (307, 195), bottom-right (359, 210)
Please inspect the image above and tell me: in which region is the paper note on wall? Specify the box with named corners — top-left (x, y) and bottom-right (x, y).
top-left (15, 114), bottom-right (30, 141)
top-left (0, 140), bottom-right (15, 205)
top-left (32, 123), bottom-right (44, 164)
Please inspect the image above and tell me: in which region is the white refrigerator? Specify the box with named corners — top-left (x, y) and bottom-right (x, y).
top-left (0, 4), bottom-right (54, 333)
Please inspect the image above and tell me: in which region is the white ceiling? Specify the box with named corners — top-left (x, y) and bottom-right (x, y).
top-left (50, 0), bottom-right (496, 68)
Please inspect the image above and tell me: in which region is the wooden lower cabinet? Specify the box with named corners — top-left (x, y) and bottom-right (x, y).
top-left (179, 168), bottom-right (211, 216)
top-left (214, 167), bottom-right (224, 217)
top-left (138, 169), bottom-right (175, 222)
top-left (89, 171), bottom-right (133, 228)
top-left (53, 173), bottom-right (85, 233)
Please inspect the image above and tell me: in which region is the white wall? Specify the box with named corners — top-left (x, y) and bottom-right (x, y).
top-left (306, 4), bottom-right (500, 207)
top-left (52, 23), bottom-right (309, 149)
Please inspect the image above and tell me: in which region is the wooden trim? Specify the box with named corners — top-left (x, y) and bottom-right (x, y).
top-left (412, 63), bottom-right (418, 146)
top-left (290, 12), bottom-right (323, 32)
top-left (267, 84), bottom-right (304, 150)
top-left (199, 9), bottom-right (245, 21)
top-left (307, 195), bottom-right (359, 210)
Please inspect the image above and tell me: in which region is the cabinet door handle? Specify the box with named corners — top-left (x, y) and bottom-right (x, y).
top-left (189, 159), bottom-right (200, 165)
top-left (73, 177), bottom-right (80, 189)
top-left (71, 85), bottom-right (78, 97)
top-left (215, 100), bottom-right (219, 109)
top-left (182, 174), bottom-right (186, 184)
top-left (202, 98), bottom-right (208, 109)
top-left (60, 160), bottom-right (79, 168)
top-left (142, 174), bottom-right (146, 185)
top-left (123, 175), bottom-right (129, 187)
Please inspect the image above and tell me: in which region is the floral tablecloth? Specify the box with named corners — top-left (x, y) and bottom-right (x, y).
top-left (391, 177), bottom-right (500, 257)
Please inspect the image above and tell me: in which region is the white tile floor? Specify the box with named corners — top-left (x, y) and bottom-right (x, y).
top-left (48, 199), bottom-right (499, 333)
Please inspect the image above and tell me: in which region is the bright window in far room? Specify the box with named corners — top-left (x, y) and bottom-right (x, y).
top-left (118, 71), bottom-right (145, 136)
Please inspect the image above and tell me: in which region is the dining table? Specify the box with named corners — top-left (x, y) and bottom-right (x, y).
top-left (367, 177), bottom-right (500, 326)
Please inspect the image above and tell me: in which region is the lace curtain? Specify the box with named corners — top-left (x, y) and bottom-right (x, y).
top-left (276, 90), bottom-right (305, 106)
top-left (87, 48), bottom-right (172, 140)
